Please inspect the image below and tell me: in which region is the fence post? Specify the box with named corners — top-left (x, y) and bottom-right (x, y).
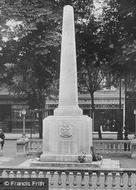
top-left (16, 137), bottom-right (30, 156)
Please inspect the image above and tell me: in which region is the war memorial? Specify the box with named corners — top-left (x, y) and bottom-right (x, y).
top-left (40, 5), bottom-right (92, 163)
top-left (30, 5), bottom-right (119, 169)
top-left (1, 4), bottom-right (136, 190)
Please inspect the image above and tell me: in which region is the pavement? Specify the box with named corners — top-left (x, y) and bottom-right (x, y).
top-left (0, 140), bottom-right (27, 167)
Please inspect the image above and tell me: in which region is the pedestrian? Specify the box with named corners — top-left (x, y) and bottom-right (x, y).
top-left (112, 120), bottom-right (117, 131)
top-left (124, 126), bottom-right (129, 140)
top-left (105, 119), bottom-right (111, 131)
top-left (0, 129), bottom-right (5, 150)
top-left (98, 125), bottom-right (103, 140)
top-left (124, 126), bottom-right (130, 151)
top-left (117, 124), bottom-right (123, 140)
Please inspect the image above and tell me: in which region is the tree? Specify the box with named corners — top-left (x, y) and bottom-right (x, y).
top-left (101, 0), bottom-right (136, 76)
top-left (75, 0), bottom-right (136, 133)
top-left (100, 0), bottom-right (136, 137)
top-left (0, 0), bottom-right (62, 138)
top-left (74, 1), bottom-right (111, 122)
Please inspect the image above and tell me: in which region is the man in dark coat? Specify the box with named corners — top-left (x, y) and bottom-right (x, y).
top-left (0, 129), bottom-right (5, 150)
top-left (98, 125), bottom-right (102, 140)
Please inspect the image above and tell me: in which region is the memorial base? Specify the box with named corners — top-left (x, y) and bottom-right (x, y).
top-left (40, 115), bottom-right (92, 162)
top-left (30, 160), bottom-right (102, 169)
top-left (18, 158), bottom-right (120, 169)
top-left (40, 153), bottom-right (92, 162)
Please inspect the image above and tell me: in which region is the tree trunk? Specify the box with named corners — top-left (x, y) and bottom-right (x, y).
top-left (119, 75), bottom-right (122, 110)
top-left (124, 75), bottom-right (127, 129)
top-left (90, 92), bottom-right (95, 132)
top-left (90, 93), bottom-right (95, 115)
top-left (39, 110), bottom-right (43, 139)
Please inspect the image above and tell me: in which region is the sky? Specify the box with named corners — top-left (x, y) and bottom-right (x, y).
top-left (93, 0), bottom-right (105, 16)
top-left (2, 20), bottom-right (22, 42)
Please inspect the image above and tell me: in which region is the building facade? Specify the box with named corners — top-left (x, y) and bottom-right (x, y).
top-left (46, 90), bottom-right (125, 132)
top-left (0, 88), bottom-right (132, 133)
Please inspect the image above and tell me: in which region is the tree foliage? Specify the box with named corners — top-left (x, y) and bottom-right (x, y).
top-left (0, 0), bottom-right (63, 138)
top-left (0, 0), bottom-right (61, 109)
top-left (102, 0), bottom-right (136, 76)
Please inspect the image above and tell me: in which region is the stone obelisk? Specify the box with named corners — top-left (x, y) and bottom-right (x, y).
top-left (40, 5), bottom-right (92, 162)
top-left (54, 5), bottom-right (82, 117)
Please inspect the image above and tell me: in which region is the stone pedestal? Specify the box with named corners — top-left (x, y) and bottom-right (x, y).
top-left (131, 138), bottom-right (136, 158)
top-left (40, 115), bottom-right (92, 162)
top-left (16, 137), bottom-right (29, 156)
top-left (31, 160), bottom-right (100, 168)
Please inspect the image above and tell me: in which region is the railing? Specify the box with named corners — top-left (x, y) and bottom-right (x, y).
top-left (94, 140), bottom-right (131, 155)
top-left (1, 167), bottom-right (136, 189)
top-left (27, 139), bottom-right (131, 155)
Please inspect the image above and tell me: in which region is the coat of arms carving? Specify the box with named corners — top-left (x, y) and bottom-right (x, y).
top-left (59, 121), bottom-right (72, 138)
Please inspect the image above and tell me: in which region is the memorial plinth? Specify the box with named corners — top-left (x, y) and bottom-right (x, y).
top-left (40, 115), bottom-right (92, 162)
top-left (40, 5), bottom-right (92, 162)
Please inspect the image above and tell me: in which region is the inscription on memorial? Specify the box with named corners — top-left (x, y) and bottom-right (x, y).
top-left (59, 121), bottom-right (72, 138)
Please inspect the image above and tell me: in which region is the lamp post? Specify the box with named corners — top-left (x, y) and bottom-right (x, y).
top-left (16, 108), bottom-right (29, 156)
top-left (22, 109), bottom-right (26, 138)
top-left (134, 109), bottom-right (136, 138)
top-left (34, 109), bottom-right (39, 134)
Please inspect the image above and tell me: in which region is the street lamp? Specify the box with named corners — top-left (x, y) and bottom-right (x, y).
top-left (16, 108), bottom-right (29, 156)
top-left (22, 109), bottom-right (26, 138)
top-left (134, 109), bottom-right (136, 138)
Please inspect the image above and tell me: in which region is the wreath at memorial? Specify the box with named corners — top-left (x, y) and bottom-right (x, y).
top-left (78, 152), bottom-right (86, 163)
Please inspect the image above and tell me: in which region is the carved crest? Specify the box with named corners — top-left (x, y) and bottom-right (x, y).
top-left (59, 121), bottom-right (72, 138)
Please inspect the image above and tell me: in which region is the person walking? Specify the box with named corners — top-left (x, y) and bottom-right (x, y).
top-left (0, 129), bottom-right (5, 150)
top-left (98, 125), bottom-right (103, 140)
